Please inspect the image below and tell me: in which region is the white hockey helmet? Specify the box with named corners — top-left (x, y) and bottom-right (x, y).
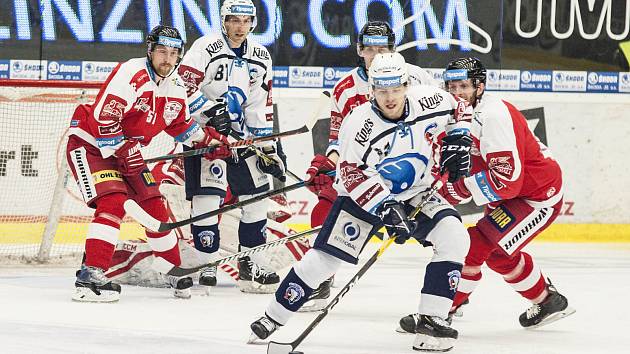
top-left (221, 0), bottom-right (257, 35)
top-left (368, 52), bottom-right (409, 89)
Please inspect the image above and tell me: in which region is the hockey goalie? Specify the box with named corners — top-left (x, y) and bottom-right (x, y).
top-left (104, 148), bottom-right (311, 294)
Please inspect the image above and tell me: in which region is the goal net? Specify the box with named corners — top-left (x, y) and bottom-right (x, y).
top-left (0, 80), bottom-right (175, 264)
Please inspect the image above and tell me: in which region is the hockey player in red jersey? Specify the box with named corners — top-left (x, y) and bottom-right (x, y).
top-left (399, 57), bottom-right (575, 332)
top-left (66, 25), bottom-right (229, 302)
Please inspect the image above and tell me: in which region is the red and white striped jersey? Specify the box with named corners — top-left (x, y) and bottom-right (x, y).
top-left (327, 64), bottom-right (438, 155)
top-left (69, 57), bottom-right (200, 158)
top-left (463, 94), bottom-right (563, 207)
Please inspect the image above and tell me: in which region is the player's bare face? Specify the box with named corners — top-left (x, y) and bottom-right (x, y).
top-left (373, 85), bottom-right (407, 120)
top-left (224, 15), bottom-right (253, 47)
top-left (359, 45), bottom-right (393, 69)
top-left (447, 80), bottom-right (483, 105)
top-left (151, 46), bottom-right (179, 77)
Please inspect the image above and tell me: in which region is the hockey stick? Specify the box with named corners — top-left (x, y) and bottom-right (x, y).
top-left (166, 226), bottom-right (322, 277)
top-left (146, 91), bottom-right (331, 164)
top-left (267, 175), bottom-right (448, 354)
top-left (124, 171), bottom-right (335, 233)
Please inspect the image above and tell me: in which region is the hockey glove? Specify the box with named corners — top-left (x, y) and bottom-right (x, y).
top-left (202, 98), bottom-right (232, 136)
top-left (115, 140), bottom-right (146, 175)
top-left (440, 134), bottom-right (473, 183)
top-left (377, 200), bottom-right (418, 244)
top-left (305, 154), bottom-right (336, 195)
top-left (439, 179), bottom-right (472, 206)
top-left (194, 126), bottom-right (232, 160)
top-left (257, 146), bottom-right (286, 182)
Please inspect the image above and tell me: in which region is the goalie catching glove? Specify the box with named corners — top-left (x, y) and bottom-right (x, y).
top-left (377, 200), bottom-right (418, 244)
top-left (114, 140), bottom-right (146, 175)
top-left (257, 145), bottom-right (286, 182)
top-left (194, 126), bottom-right (232, 160)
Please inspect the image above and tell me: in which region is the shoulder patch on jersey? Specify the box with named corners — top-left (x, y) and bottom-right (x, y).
top-left (418, 92), bottom-right (444, 111)
top-left (487, 150), bottom-right (515, 184)
top-left (129, 69), bottom-right (150, 91)
top-left (339, 161), bottom-right (368, 193)
top-left (100, 94), bottom-right (126, 121)
top-left (334, 74), bottom-right (356, 101)
top-left (178, 65), bottom-right (204, 95)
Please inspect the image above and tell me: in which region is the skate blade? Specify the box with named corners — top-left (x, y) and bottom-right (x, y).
top-left (247, 332), bottom-right (268, 345)
top-left (526, 306), bottom-right (576, 329)
top-left (396, 325), bottom-right (415, 334)
top-left (238, 280), bottom-right (279, 294)
top-left (297, 299), bottom-right (327, 312)
top-left (413, 334), bottom-right (455, 352)
top-left (72, 287), bottom-right (119, 303)
top-left (173, 288), bottom-right (192, 299)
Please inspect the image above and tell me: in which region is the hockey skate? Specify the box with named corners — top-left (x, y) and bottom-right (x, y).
top-left (165, 275), bottom-right (193, 299)
top-left (412, 315), bottom-right (458, 352)
top-left (248, 315), bottom-right (281, 343)
top-left (199, 265), bottom-right (218, 287)
top-left (298, 276), bottom-right (333, 312)
top-left (72, 265), bottom-right (121, 303)
top-left (237, 256), bottom-right (280, 294)
top-left (519, 281), bottom-right (575, 329)
top-left (397, 299), bottom-right (469, 334)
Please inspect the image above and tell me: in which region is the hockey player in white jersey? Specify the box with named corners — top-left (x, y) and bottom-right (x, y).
top-left (177, 0), bottom-right (284, 293)
top-left (303, 20), bottom-right (438, 312)
top-left (250, 53), bottom-right (472, 352)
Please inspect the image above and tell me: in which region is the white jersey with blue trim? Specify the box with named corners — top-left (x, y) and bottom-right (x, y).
top-left (334, 85), bottom-right (472, 214)
top-left (178, 33), bottom-right (273, 141)
top-left (327, 63), bottom-right (439, 156)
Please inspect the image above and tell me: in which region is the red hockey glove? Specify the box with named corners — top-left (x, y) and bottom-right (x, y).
top-left (115, 140), bottom-right (146, 175)
top-left (438, 179), bottom-right (472, 206)
top-left (305, 154), bottom-right (335, 195)
top-left (194, 126), bottom-right (232, 160)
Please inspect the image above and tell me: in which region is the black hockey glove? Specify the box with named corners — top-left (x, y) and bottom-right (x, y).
top-left (377, 200), bottom-right (417, 244)
top-left (257, 145), bottom-right (286, 182)
top-left (440, 134), bottom-right (473, 183)
top-left (203, 98), bottom-right (232, 136)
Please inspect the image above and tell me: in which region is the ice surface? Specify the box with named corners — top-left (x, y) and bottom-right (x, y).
top-left (1, 243), bottom-right (628, 354)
